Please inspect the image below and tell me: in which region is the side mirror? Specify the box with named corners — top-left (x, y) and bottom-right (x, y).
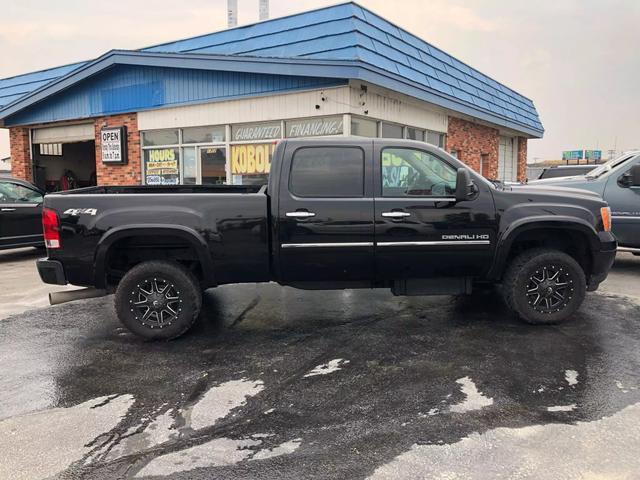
top-left (619, 164), bottom-right (640, 188)
top-left (455, 167), bottom-right (476, 202)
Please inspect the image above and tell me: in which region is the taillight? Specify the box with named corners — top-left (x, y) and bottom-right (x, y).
top-left (600, 206), bottom-right (612, 232)
top-left (42, 208), bottom-right (61, 249)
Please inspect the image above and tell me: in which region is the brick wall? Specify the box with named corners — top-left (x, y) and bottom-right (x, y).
top-left (446, 116), bottom-right (500, 179)
top-left (9, 127), bottom-right (32, 181)
top-left (94, 113), bottom-right (141, 185)
top-left (517, 136), bottom-right (528, 182)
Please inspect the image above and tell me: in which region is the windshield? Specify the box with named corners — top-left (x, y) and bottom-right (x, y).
top-left (586, 153), bottom-right (637, 178)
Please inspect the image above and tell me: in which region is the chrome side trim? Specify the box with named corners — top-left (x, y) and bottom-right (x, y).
top-left (374, 197), bottom-right (456, 202)
top-left (612, 216), bottom-right (640, 220)
top-left (281, 242), bottom-right (374, 249)
top-left (377, 240), bottom-right (490, 247)
top-left (618, 246), bottom-right (640, 253)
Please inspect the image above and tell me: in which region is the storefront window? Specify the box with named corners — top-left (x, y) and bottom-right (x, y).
top-left (183, 126), bottom-right (225, 144)
top-left (381, 122), bottom-right (404, 139)
top-left (142, 129), bottom-right (179, 147)
top-left (144, 148), bottom-right (180, 185)
top-left (232, 122), bottom-right (281, 142)
top-left (351, 117), bottom-right (378, 137)
top-left (285, 116), bottom-right (344, 138)
top-left (427, 130), bottom-right (445, 148)
top-left (230, 143), bottom-right (275, 186)
top-left (406, 127), bottom-right (426, 142)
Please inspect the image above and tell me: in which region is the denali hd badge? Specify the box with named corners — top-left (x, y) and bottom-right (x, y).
top-left (64, 208), bottom-right (98, 216)
top-left (442, 234), bottom-right (490, 240)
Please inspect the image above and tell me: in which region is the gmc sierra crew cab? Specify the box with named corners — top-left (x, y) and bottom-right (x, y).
top-left (37, 138), bottom-right (617, 340)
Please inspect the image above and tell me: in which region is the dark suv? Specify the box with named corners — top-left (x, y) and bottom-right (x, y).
top-left (0, 176), bottom-right (45, 250)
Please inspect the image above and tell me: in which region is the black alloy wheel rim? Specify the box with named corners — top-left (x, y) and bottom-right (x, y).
top-left (129, 277), bottom-right (182, 328)
top-left (526, 264), bottom-right (574, 314)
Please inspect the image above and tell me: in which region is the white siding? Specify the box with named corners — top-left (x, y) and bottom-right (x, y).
top-left (138, 83), bottom-right (448, 134)
top-left (348, 84), bottom-right (448, 133)
top-left (138, 87), bottom-right (352, 131)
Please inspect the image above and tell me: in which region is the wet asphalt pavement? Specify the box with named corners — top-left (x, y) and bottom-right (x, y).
top-left (1, 256), bottom-right (640, 479)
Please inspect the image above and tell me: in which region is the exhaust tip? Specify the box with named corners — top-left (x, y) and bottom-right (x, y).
top-left (49, 288), bottom-right (107, 306)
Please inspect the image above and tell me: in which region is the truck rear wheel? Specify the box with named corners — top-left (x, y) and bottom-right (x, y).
top-left (502, 248), bottom-right (586, 325)
top-left (115, 261), bottom-right (202, 340)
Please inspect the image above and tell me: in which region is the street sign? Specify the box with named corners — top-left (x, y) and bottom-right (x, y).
top-left (585, 150), bottom-right (602, 161)
top-left (562, 150), bottom-right (583, 161)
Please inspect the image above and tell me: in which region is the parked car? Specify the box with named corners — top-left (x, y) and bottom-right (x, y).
top-left (528, 152), bottom-right (640, 253)
top-left (0, 176), bottom-right (45, 250)
top-left (37, 138), bottom-right (616, 340)
top-left (537, 165), bottom-right (598, 180)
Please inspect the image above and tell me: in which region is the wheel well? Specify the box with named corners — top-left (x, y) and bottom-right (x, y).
top-left (104, 235), bottom-right (203, 288)
top-left (503, 229), bottom-right (592, 278)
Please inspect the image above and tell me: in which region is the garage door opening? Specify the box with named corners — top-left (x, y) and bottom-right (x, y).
top-left (32, 124), bottom-right (97, 192)
top-left (33, 141), bottom-right (96, 192)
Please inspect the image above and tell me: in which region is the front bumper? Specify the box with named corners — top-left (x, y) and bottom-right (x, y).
top-left (587, 232), bottom-right (617, 291)
top-left (37, 259), bottom-right (68, 285)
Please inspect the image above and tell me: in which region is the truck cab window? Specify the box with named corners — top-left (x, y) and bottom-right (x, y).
top-left (289, 147), bottom-right (364, 197)
top-left (381, 148), bottom-right (457, 197)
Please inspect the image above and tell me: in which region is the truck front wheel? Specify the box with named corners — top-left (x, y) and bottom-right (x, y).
top-left (502, 248), bottom-right (586, 325)
top-left (114, 261), bottom-right (202, 340)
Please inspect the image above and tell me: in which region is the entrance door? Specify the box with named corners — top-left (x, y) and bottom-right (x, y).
top-left (498, 136), bottom-right (517, 182)
top-left (277, 142), bottom-right (375, 283)
top-left (373, 143), bottom-right (497, 280)
top-left (200, 147), bottom-right (227, 184)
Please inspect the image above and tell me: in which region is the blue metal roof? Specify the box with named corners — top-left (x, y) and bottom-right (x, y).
top-left (0, 62), bottom-right (87, 110)
top-left (0, 2), bottom-right (543, 136)
top-left (6, 63), bottom-right (345, 126)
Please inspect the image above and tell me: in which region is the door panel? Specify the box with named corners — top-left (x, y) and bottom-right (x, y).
top-left (373, 144), bottom-right (498, 280)
top-left (0, 181), bottom-right (44, 247)
top-left (278, 143), bottom-right (375, 282)
top-left (606, 157), bottom-right (640, 248)
top-left (498, 136), bottom-right (517, 182)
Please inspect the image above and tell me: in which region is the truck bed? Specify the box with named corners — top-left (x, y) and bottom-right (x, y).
top-left (44, 185), bottom-right (271, 288)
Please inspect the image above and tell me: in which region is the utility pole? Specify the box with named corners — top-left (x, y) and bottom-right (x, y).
top-left (259, 0), bottom-right (269, 21)
top-left (228, 0), bottom-right (238, 28)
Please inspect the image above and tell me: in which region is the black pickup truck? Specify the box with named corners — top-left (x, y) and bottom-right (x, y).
top-left (37, 138), bottom-right (617, 340)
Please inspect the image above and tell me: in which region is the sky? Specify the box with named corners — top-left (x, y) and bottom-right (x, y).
top-left (1, 0), bottom-right (639, 162)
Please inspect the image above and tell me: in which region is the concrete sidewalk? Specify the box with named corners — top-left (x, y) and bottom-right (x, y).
top-left (0, 248), bottom-right (75, 320)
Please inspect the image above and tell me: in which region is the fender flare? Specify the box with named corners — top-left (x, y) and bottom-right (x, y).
top-left (487, 216), bottom-right (600, 280)
top-left (93, 224), bottom-right (216, 288)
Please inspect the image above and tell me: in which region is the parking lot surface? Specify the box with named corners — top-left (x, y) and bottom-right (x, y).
top-left (0, 251), bottom-right (639, 479)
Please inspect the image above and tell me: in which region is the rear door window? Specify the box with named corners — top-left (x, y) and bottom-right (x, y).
top-left (0, 182), bottom-right (43, 204)
top-left (289, 147), bottom-right (364, 197)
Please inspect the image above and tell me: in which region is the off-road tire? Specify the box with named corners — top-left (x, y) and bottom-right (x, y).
top-left (502, 248), bottom-right (586, 325)
top-left (115, 261), bottom-right (202, 340)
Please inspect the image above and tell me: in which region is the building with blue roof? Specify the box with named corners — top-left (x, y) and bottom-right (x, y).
top-left (1, 2), bottom-right (542, 190)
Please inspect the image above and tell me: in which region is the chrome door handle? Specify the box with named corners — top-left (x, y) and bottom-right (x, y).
top-left (1, 208), bottom-right (16, 212)
top-left (381, 211), bottom-right (411, 218)
top-left (286, 211), bottom-right (316, 218)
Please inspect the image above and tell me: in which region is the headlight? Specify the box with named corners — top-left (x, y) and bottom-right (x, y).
top-left (600, 206), bottom-right (612, 232)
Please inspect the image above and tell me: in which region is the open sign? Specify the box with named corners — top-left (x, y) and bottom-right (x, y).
top-left (101, 126), bottom-right (128, 164)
